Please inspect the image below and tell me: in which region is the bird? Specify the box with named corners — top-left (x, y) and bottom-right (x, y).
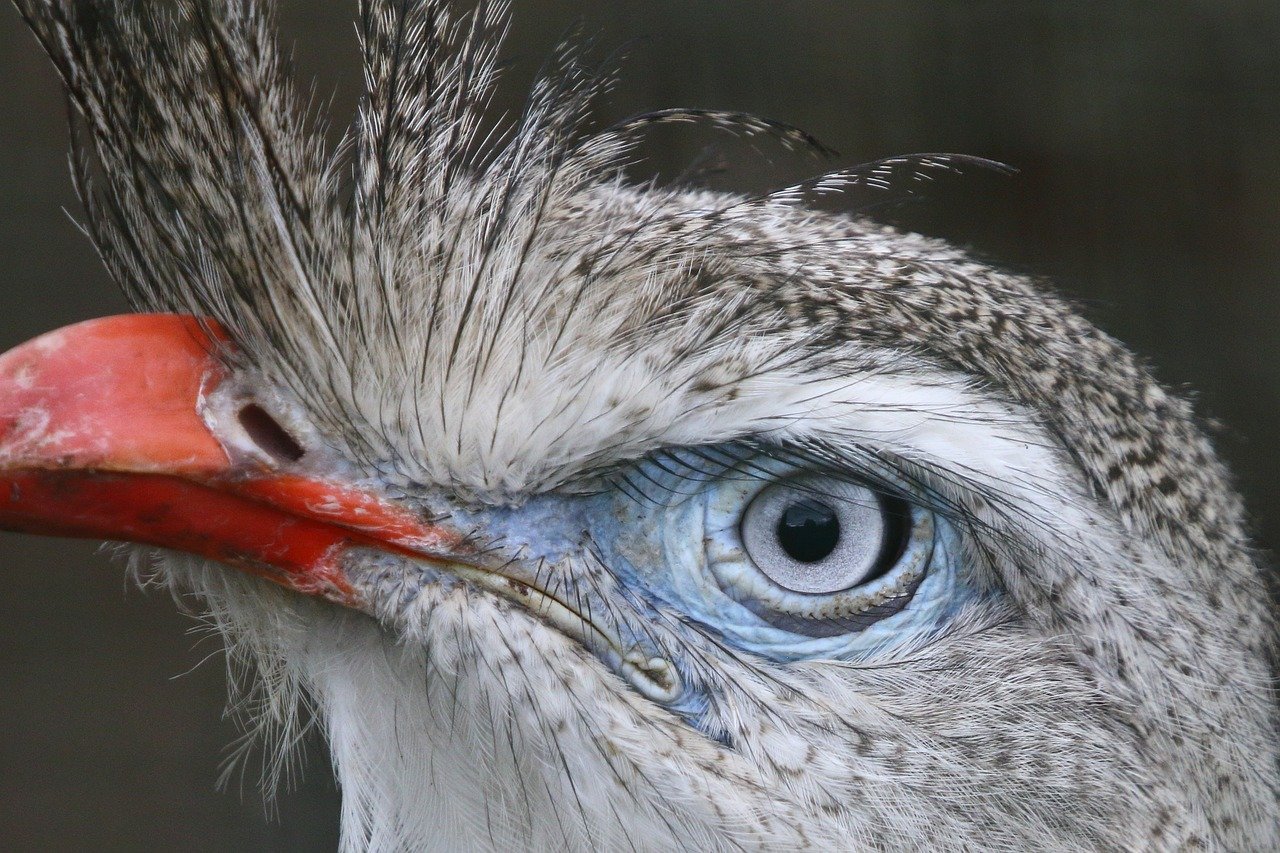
top-left (1, 1), bottom-right (1276, 850)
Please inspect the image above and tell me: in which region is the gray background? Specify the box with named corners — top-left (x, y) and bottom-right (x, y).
top-left (2, 1), bottom-right (1278, 849)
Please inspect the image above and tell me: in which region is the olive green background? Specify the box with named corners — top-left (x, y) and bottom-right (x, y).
top-left (2, 2), bottom-right (1278, 849)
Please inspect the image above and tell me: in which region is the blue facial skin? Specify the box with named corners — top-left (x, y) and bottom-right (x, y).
top-left (443, 447), bottom-right (972, 728)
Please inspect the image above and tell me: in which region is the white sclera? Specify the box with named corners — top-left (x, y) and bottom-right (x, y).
top-left (741, 477), bottom-right (887, 595)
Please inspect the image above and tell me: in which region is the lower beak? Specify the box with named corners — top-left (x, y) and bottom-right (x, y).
top-left (0, 314), bottom-right (458, 612)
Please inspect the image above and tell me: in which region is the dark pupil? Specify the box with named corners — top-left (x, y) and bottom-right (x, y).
top-left (776, 499), bottom-right (840, 563)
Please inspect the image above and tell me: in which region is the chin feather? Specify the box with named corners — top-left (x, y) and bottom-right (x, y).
top-left (126, 550), bottom-right (714, 852)
top-left (124, 549), bottom-right (322, 804)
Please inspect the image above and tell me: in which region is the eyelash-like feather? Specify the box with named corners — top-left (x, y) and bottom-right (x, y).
top-left (607, 437), bottom-right (1043, 579)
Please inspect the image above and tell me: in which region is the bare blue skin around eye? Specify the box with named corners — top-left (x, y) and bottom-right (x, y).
top-left (441, 454), bottom-right (975, 668)
top-left (594, 472), bottom-right (966, 663)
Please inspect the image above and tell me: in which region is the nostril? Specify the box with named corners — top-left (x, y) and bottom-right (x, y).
top-left (237, 404), bottom-right (305, 463)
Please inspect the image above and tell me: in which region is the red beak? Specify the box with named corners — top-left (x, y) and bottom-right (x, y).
top-left (0, 314), bottom-right (459, 611)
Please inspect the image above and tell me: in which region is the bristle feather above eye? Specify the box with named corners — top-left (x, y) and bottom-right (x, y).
top-left (596, 107), bottom-right (840, 160)
top-left (16, 0), bottom-right (1018, 499)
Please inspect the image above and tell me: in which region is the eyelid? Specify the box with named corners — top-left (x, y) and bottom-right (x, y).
top-left (753, 442), bottom-right (999, 541)
top-left (612, 440), bottom-right (996, 550)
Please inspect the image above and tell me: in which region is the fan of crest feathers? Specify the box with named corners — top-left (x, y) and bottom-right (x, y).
top-left (2, 1), bottom-right (1277, 850)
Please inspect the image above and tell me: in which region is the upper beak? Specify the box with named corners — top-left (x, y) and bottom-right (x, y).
top-left (0, 314), bottom-right (461, 612)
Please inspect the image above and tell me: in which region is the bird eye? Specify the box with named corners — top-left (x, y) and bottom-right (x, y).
top-left (707, 474), bottom-right (935, 639)
top-left (598, 449), bottom-right (960, 662)
top-left (740, 477), bottom-right (910, 594)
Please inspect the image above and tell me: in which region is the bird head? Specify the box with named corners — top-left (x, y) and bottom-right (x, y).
top-left (4, 1), bottom-right (1277, 850)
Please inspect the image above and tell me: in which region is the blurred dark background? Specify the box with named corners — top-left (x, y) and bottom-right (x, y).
top-left (2, 1), bottom-right (1278, 849)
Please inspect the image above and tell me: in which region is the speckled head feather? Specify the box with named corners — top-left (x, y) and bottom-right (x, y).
top-left (13, 0), bottom-right (1279, 850)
